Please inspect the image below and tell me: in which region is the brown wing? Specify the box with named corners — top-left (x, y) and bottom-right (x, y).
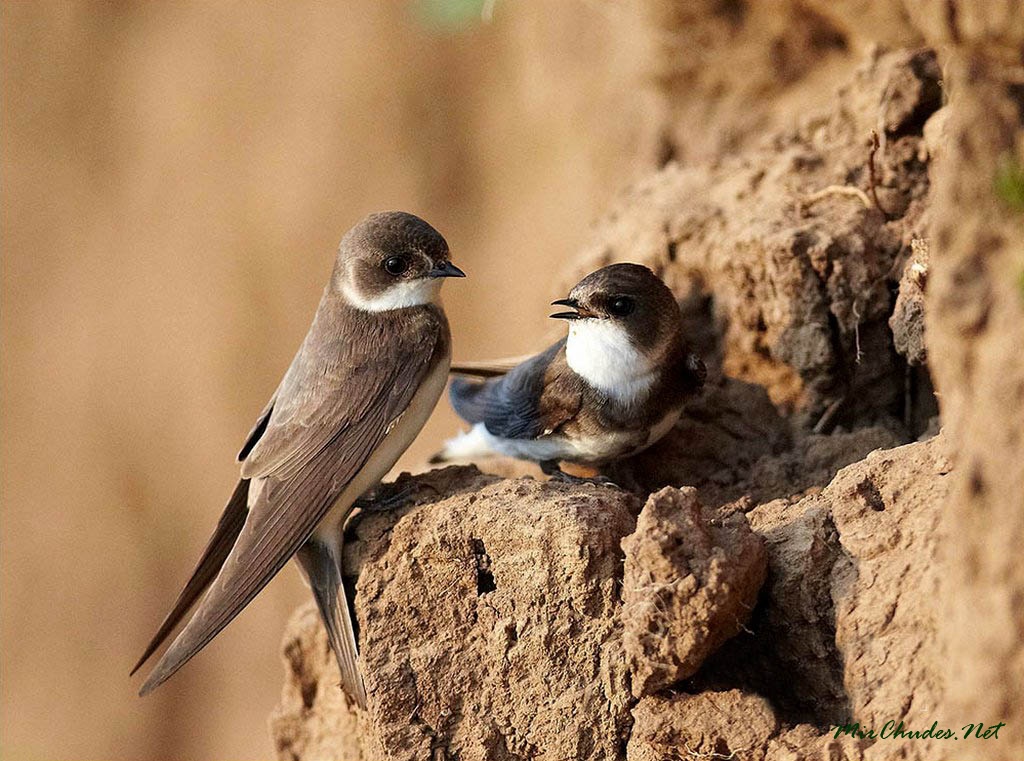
top-left (237, 394), bottom-right (275, 462)
top-left (138, 300), bottom-right (447, 695)
top-left (448, 340), bottom-right (582, 439)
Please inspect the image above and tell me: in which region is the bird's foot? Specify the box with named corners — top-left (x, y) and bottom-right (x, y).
top-left (556, 472), bottom-right (620, 488)
top-left (540, 461), bottom-right (620, 488)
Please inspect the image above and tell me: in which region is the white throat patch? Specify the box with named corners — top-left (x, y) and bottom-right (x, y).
top-left (342, 278), bottom-right (442, 312)
top-left (565, 319), bottom-right (657, 403)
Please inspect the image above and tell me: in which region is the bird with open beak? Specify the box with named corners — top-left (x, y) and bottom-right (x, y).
top-left (434, 263), bottom-right (705, 481)
top-left (132, 211), bottom-right (465, 708)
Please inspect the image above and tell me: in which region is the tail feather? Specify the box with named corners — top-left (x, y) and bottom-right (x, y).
top-left (137, 486), bottom-right (325, 696)
top-left (130, 479), bottom-right (249, 676)
top-left (297, 539), bottom-right (367, 709)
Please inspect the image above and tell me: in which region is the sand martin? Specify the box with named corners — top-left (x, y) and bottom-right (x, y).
top-left (132, 211), bottom-right (465, 707)
top-left (434, 263), bottom-right (703, 480)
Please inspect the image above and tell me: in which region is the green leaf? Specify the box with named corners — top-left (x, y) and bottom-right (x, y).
top-left (413, 0), bottom-right (495, 31)
top-left (994, 153), bottom-right (1024, 211)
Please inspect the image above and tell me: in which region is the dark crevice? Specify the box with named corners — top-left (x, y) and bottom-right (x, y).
top-left (656, 131), bottom-right (678, 168)
top-left (712, 0), bottom-right (746, 28)
top-left (691, 513), bottom-right (852, 729)
top-left (889, 55), bottom-right (944, 138)
top-left (300, 677), bottom-right (318, 710)
top-left (470, 538), bottom-right (496, 595)
top-left (855, 477), bottom-right (886, 512)
top-left (969, 463), bottom-right (986, 496)
top-left (1006, 83), bottom-right (1024, 125)
top-left (819, 310), bottom-right (851, 432)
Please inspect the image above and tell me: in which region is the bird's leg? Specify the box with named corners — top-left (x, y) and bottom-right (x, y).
top-left (601, 461), bottom-right (645, 495)
top-left (538, 459), bottom-right (562, 477)
top-left (539, 460), bottom-right (619, 488)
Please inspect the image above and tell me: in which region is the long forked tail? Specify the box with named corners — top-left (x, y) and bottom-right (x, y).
top-left (130, 479), bottom-right (250, 676)
top-left (296, 539), bottom-right (368, 709)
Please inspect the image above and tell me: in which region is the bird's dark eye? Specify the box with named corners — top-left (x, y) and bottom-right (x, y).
top-left (383, 256), bottom-right (409, 275)
top-left (608, 296), bottom-right (635, 317)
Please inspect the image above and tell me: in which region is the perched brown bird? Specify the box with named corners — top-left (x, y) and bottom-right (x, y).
top-left (132, 211), bottom-right (465, 707)
top-left (434, 263), bottom-right (704, 480)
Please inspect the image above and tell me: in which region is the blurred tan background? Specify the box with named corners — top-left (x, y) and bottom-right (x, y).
top-left (0, 2), bottom-right (648, 759)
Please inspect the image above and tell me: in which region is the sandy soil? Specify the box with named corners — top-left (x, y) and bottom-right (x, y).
top-left (270, 2), bottom-right (1024, 759)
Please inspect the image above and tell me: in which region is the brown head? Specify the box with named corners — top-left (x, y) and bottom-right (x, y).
top-left (333, 211), bottom-right (465, 311)
top-left (551, 263), bottom-right (694, 400)
top-left (551, 263), bottom-right (683, 347)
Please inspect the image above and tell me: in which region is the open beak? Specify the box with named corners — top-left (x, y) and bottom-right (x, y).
top-left (429, 261), bottom-right (466, 278)
top-left (550, 297), bottom-right (583, 320)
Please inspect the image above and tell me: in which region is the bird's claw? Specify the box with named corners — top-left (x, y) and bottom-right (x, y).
top-left (547, 469), bottom-right (620, 489)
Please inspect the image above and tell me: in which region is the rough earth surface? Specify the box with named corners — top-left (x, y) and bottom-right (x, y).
top-left (272, 2), bottom-right (1024, 758)
top-left (621, 487), bottom-right (766, 697)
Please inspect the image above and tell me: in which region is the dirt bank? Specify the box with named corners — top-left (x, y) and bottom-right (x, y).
top-left (271, 2), bottom-right (1024, 758)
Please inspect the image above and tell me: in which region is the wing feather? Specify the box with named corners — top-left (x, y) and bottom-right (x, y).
top-left (448, 340), bottom-right (573, 440)
top-left (237, 396), bottom-right (275, 462)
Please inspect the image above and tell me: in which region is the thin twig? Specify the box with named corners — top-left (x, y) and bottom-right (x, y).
top-left (802, 185), bottom-right (873, 210)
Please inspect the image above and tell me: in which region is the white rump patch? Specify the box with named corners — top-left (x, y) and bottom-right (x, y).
top-left (342, 278), bottom-right (442, 312)
top-left (440, 422), bottom-right (608, 464)
top-left (438, 423), bottom-right (498, 461)
top-left (565, 320), bottom-right (657, 403)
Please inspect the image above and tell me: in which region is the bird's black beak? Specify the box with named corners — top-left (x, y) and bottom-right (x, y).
top-left (550, 297), bottom-right (580, 320)
top-left (429, 261), bottom-right (466, 278)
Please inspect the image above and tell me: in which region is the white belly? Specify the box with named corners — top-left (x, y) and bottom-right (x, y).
top-left (441, 405), bottom-right (682, 465)
top-left (265, 353), bottom-right (451, 540)
top-left (443, 422), bottom-right (635, 465)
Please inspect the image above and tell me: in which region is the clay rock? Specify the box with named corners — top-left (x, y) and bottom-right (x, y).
top-left (627, 689), bottom-right (869, 761)
top-left (734, 497), bottom-right (853, 726)
top-left (746, 426), bottom-right (903, 505)
top-left (273, 604), bottom-right (361, 761)
top-left (625, 438), bottom-right (958, 761)
top-left (827, 437), bottom-right (951, 753)
top-left (623, 393), bottom-right (901, 510)
top-left (571, 48), bottom-right (941, 430)
top-left (272, 467), bottom-right (640, 761)
top-left (616, 377), bottom-right (790, 506)
top-left (699, 435), bottom-right (951, 758)
top-left (627, 690), bottom-right (779, 761)
top-left (921, 35), bottom-right (1024, 760)
top-left (889, 237), bottom-right (929, 365)
top-left (272, 385), bottom-right (953, 761)
top-left (621, 487), bottom-right (767, 696)
top-left (764, 724), bottom-right (867, 761)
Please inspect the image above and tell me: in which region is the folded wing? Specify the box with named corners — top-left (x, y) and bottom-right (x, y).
top-left (448, 340), bottom-right (573, 440)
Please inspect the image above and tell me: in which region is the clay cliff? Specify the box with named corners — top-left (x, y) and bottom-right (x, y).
top-left (271, 2), bottom-right (1024, 759)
